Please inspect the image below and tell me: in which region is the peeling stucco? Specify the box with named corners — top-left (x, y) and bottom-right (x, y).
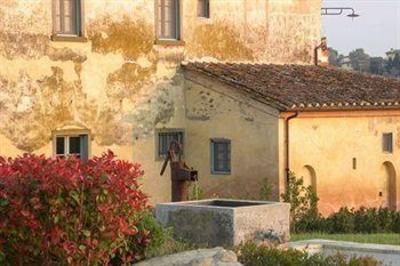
top-left (88, 16), bottom-right (155, 61)
top-left (106, 63), bottom-right (157, 100)
top-left (0, 33), bottom-right (87, 63)
top-left (187, 22), bottom-right (255, 61)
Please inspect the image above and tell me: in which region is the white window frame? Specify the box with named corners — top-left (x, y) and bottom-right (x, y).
top-left (52, 130), bottom-right (90, 159)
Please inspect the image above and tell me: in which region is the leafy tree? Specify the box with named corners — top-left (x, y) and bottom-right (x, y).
top-left (369, 57), bottom-right (385, 75)
top-left (349, 48), bottom-right (370, 72)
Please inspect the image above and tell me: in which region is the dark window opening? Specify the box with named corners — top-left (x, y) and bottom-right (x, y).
top-left (198, 0), bottom-right (210, 18)
top-left (158, 131), bottom-right (184, 159)
top-left (54, 134), bottom-right (88, 161)
top-left (352, 158), bottom-right (357, 170)
top-left (54, 0), bottom-right (82, 36)
top-left (69, 136), bottom-right (81, 157)
top-left (158, 0), bottom-right (180, 40)
top-left (56, 137), bottom-right (65, 156)
top-left (383, 133), bottom-right (393, 153)
top-left (211, 139), bottom-right (231, 174)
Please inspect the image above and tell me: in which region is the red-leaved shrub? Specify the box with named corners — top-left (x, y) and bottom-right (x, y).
top-left (0, 151), bottom-right (153, 265)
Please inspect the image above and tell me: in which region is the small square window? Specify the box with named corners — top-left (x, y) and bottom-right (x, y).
top-left (157, 130), bottom-right (184, 159)
top-left (197, 0), bottom-right (210, 18)
top-left (211, 139), bottom-right (231, 174)
top-left (383, 133), bottom-right (393, 153)
top-left (54, 134), bottom-right (89, 160)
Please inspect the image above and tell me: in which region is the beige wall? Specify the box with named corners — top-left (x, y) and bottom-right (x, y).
top-left (280, 111), bottom-right (400, 215)
top-left (0, 0), bottom-right (320, 203)
top-left (184, 72), bottom-right (280, 200)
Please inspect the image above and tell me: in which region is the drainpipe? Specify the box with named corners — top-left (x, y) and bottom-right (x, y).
top-left (285, 112), bottom-right (298, 186)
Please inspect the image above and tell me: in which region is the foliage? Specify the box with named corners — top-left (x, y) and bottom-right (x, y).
top-left (281, 172), bottom-right (320, 233)
top-left (326, 207), bottom-right (355, 233)
top-left (236, 242), bottom-right (381, 266)
top-left (144, 227), bottom-right (198, 259)
top-left (328, 47), bottom-right (400, 78)
top-left (0, 151), bottom-right (161, 265)
top-left (259, 179), bottom-right (274, 201)
top-left (282, 172), bottom-right (400, 234)
top-left (296, 206), bottom-right (400, 234)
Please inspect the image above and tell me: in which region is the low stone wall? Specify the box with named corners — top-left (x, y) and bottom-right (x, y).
top-left (134, 247), bottom-right (242, 266)
top-left (156, 199), bottom-right (290, 247)
top-left (289, 239), bottom-right (400, 266)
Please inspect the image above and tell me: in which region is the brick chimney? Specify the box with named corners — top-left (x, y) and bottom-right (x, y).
top-left (314, 37), bottom-right (330, 66)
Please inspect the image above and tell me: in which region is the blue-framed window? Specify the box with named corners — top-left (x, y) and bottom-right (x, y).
top-left (211, 139), bottom-right (231, 174)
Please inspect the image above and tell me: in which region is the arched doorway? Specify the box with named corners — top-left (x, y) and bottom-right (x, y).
top-left (380, 162), bottom-right (396, 210)
top-left (299, 165), bottom-right (317, 192)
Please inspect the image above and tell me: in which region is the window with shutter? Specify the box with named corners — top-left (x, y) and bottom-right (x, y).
top-left (53, 0), bottom-right (82, 36)
top-left (53, 133), bottom-right (89, 160)
top-left (210, 139), bottom-right (231, 174)
top-left (158, 0), bottom-right (180, 40)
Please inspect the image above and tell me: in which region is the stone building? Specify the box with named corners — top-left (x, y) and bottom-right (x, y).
top-left (0, 0), bottom-right (321, 204)
top-left (2, 0), bottom-right (400, 215)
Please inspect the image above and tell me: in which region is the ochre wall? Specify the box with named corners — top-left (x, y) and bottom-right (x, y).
top-left (280, 111), bottom-right (400, 215)
top-left (184, 73), bottom-right (280, 200)
top-left (0, 0), bottom-right (321, 203)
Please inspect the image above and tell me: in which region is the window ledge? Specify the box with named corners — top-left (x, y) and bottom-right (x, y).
top-left (211, 171), bottom-right (231, 176)
top-left (51, 35), bottom-right (88, 43)
top-left (154, 39), bottom-right (185, 46)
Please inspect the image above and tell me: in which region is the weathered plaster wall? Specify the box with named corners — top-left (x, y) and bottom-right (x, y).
top-left (184, 74), bottom-right (280, 200)
top-left (280, 112), bottom-right (400, 215)
top-left (0, 0), bottom-right (320, 203)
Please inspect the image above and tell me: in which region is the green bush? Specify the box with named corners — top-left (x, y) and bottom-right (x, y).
top-left (236, 242), bottom-right (381, 266)
top-left (281, 172), bottom-right (320, 233)
top-left (327, 207), bottom-right (355, 233)
top-left (296, 206), bottom-right (400, 234)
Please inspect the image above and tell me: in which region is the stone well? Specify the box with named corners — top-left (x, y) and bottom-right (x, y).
top-left (156, 199), bottom-right (290, 247)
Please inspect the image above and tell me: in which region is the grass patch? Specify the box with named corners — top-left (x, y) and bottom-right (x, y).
top-left (292, 233), bottom-right (400, 245)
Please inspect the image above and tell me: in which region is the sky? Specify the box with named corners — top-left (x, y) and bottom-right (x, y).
top-left (322, 0), bottom-right (400, 57)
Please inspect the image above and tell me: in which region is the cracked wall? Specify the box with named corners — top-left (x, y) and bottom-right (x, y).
top-left (0, 0), bottom-right (321, 153)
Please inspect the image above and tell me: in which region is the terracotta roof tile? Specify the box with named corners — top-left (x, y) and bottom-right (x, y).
top-left (182, 62), bottom-right (400, 111)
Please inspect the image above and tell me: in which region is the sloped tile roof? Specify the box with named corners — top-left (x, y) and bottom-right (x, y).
top-left (182, 62), bottom-right (400, 111)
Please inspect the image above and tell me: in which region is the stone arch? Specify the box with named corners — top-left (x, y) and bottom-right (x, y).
top-left (300, 165), bottom-right (317, 192)
top-left (380, 161), bottom-right (396, 210)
